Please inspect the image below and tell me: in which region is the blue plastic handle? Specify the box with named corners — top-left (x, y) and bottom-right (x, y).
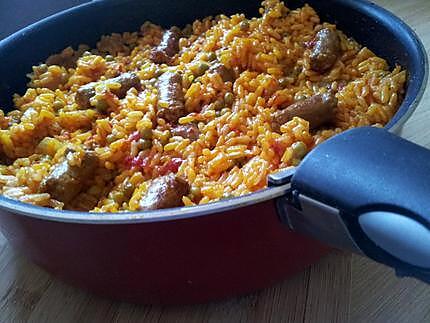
top-left (291, 127), bottom-right (430, 283)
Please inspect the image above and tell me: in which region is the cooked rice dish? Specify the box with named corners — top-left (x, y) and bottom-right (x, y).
top-left (0, 0), bottom-right (406, 212)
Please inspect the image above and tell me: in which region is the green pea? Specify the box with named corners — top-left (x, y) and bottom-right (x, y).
top-left (292, 141), bottom-right (307, 159)
top-left (95, 99), bottom-right (109, 113)
top-left (139, 127), bottom-right (153, 140)
top-left (224, 92), bottom-right (234, 106)
top-left (198, 62), bottom-right (210, 75)
top-left (212, 100), bottom-right (224, 111)
top-left (240, 20), bottom-right (250, 31)
top-left (295, 94), bottom-right (307, 101)
top-left (190, 62), bottom-right (209, 77)
top-left (139, 139), bottom-right (152, 150)
top-left (52, 100), bottom-right (64, 110)
top-left (206, 52), bottom-right (217, 62)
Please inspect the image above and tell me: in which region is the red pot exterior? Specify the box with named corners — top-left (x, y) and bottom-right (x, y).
top-left (0, 200), bottom-right (329, 304)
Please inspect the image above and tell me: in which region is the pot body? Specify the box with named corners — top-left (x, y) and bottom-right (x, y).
top-left (0, 0), bottom-right (426, 304)
top-left (0, 201), bottom-right (329, 304)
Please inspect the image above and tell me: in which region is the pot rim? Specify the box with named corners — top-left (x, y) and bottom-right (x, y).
top-left (0, 183), bottom-right (290, 223)
top-left (0, 0), bottom-right (427, 224)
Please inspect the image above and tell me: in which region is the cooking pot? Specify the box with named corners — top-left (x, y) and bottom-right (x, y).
top-left (0, 0), bottom-right (428, 304)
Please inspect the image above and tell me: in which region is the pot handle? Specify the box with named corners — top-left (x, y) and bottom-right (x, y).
top-left (272, 127), bottom-right (430, 283)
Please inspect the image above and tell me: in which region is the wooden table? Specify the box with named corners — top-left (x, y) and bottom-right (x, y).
top-left (1, 0), bottom-right (430, 321)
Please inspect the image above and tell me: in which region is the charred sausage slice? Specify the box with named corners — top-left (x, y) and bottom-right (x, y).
top-left (272, 92), bottom-right (337, 132)
top-left (151, 27), bottom-right (182, 64)
top-left (139, 173), bottom-right (190, 210)
top-left (310, 28), bottom-right (341, 73)
top-left (75, 83), bottom-right (96, 109)
top-left (208, 63), bottom-right (235, 82)
top-left (75, 72), bottom-right (141, 109)
top-left (109, 72), bottom-right (142, 98)
top-left (156, 72), bottom-right (185, 123)
top-left (170, 124), bottom-right (200, 141)
top-left (41, 150), bottom-right (99, 203)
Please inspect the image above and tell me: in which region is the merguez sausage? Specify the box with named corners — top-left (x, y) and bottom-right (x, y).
top-left (208, 62), bottom-right (235, 82)
top-left (271, 92), bottom-right (337, 132)
top-left (139, 173), bottom-right (190, 210)
top-left (171, 124), bottom-right (200, 141)
top-left (151, 27), bottom-right (182, 64)
top-left (156, 72), bottom-right (185, 123)
top-left (75, 83), bottom-right (96, 109)
top-left (75, 72), bottom-right (141, 109)
top-left (109, 72), bottom-right (142, 98)
top-left (40, 150), bottom-right (99, 203)
top-left (310, 28), bottom-right (341, 73)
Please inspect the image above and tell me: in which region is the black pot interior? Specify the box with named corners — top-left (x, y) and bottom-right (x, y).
top-left (0, 0), bottom-right (425, 122)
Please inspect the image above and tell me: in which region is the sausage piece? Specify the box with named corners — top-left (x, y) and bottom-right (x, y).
top-left (271, 92), bottom-right (337, 132)
top-left (151, 27), bottom-right (182, 64)
top-left (171, 124), bottom-right (200, 141)
top-left (0, 152), bottom-right (12, 165)
top-left (139, 174), bottom-right (190, 210)
top-left (109, 72), bottom-right (142, 98)
top-left (40, 150), bottom-right (99, 203)
top-left (310, 28), bottom-right (341, 73)
top-left (75, 72), bottom-right (141, 109)
top-left (75, 83), bottom-right (96, 109)
top-left (156, 72), bottom-right (185, 123)
top-left (208, 62), bottom-right (235, 82)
